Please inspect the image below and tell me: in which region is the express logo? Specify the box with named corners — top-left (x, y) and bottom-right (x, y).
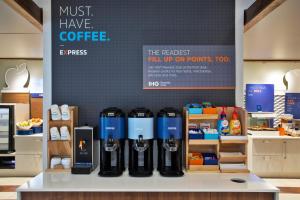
top-left (60, 49), bottom-right (88, 56)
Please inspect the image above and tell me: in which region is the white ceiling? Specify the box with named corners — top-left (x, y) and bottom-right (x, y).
top-left (1, 0), bottom-right (298, 59)
top-left (244, 0), bottom-right (300, 60)
top-left (0, 1), bottom-right (41, 33)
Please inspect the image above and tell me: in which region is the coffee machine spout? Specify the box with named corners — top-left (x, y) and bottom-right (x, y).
top-left (134, 135), bottom-right (149, 152)
top-left (104, 136), bottom-right (118, 152)
top-left (163, 135), bottom-right (178, 152)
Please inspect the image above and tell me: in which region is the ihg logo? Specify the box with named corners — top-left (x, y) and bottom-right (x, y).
top-left (148, 81), bottom-right (159, 87)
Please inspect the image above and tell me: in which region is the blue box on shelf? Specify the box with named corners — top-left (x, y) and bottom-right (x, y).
top-left (203, 153), bottom-right (218, 165)
top-left (189, 133), bottom-right (204, 139)
top-left (32, 126), bottom-right (43, 134)
top-left (188, 108), bottom-right (203, 114)
top-left (17, 129), bottom-right (33, 135)
top-left (186, 103), bottom-right (203, 114)
top-left (204, 133), bottom-right (219, 140)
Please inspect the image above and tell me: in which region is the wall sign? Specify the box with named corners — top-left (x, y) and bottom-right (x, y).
top-left (143, 45), bottom-right (235, 89)
top-left (52, 0), bottom-right (235, 125)
top-left (53, 2), bottom-right (111, 56)
top-left (246, 84), bottom-right (274, 113)
top-left (285, 93), bottom-right (300, 119)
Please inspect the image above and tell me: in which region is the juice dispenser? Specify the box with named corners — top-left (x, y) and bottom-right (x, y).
top-left (98, 107), bottom-right (125, 177)
top-left (128, 108), bottom-right (154, 177)
top-left (157, 107), bottom-right (184, 177)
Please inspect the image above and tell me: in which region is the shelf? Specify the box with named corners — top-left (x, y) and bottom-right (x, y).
top-left (48, 140), bottom-right (72, 143)
top-left (219, 155), bottom-right (247, 163)
top-left (250, 113), bottom-right (277, 118)
top-left (0, 169), bottom-right (16, 175)
top-left (48, 120), bottom-right (72, 127)
top-left (188, 114), bottom-right (219, 120)
top-left (220, 168), bottom-right (249, 173)
top-left (46, 168), bottom-right (71, 173)
top-left (48, 140), bottom-right (72, 156)
top-left (219, 163), bottom-right (248, 173)
top-left (188, 165), bottom-right (219, 172)
top-left (220, 136), bottom-right (248, 144)
top-left (14, 133), bottom-right (43, 138)
top-left (48, 140), bottom-right (71, 143)
top-left (189, 140), bottom-right (219, 145)
top-left (0, 153), bottom-right (15, 157)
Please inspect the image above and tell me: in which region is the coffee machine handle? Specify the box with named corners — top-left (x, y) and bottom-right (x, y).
top-left (163, 135), bottom-right (178, 152)
top-left (104, 135), bottom-right (118, 151)
top-left (134, 135), bottom-right (149, 152)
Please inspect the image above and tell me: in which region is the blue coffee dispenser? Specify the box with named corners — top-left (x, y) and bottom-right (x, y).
top-left (157, 107), bottom-right (184, 177)
top-left (98, 107), bottom-right (125, 177)
top-left (128, 108), bottom-right (154, 177)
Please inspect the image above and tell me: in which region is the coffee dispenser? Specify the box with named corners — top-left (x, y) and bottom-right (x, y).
top-left (98, 107), bottom-right (125, 177)
top-left (157, 108), bottom-right (184, 177)
top-left (128, 108), bottom-right (154, 177)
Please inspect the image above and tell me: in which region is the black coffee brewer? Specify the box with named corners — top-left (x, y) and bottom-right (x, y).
top-left (157, 107), bottom-right (184, 177)
top-left (98, 107), bottom-right (125, 177)
top-left (128, 108), bottom-right (154, 177)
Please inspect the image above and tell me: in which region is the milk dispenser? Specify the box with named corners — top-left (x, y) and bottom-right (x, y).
top-left (157, 108), bottom-right (184, 177)
top-left (99, 107), bottom-right (125, 177)
top-left (128, 108), bottom-right (154, 177)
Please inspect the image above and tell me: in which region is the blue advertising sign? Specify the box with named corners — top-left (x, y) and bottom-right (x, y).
top-left (143, 45), bottom-right (235, 89)
top-left (285, 93), bottom-right (300, 119)
top-left (246, 84), bottom-right (274, 113)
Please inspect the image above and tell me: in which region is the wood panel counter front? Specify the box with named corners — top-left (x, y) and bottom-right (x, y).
top-left (17, 171), bottom-right (279, 200)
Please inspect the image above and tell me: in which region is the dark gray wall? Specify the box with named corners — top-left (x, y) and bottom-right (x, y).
top-left (52, 0), bottom-right (235, 126)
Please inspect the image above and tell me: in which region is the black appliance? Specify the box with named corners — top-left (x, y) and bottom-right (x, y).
top-left (0, 105), bottom-right (14, 153)
top-left (72, 126), bottom-right (98, 174)
top-left (99, 107), bottom-right (125, 177)
top-left (157, 108), bottom-right (184, 177)
top-left (128, 108), bottom-right (154, 177)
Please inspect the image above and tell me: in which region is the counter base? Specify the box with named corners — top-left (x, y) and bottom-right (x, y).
top-left (20, 192), bottom-right (274, 200)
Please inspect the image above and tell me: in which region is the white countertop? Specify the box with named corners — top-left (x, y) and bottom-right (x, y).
top-left (17, 170), bottom-right (279, 193)
top-left (248, 131), bottom-right (300, 140)
top-left (250, 135), bottom-right (300, 139)
top-left (14, 133), bottom-right (43, 138)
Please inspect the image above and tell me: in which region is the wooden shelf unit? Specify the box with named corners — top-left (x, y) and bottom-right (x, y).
top-left (47, 106), bottom-right (78, 172)
top-left (185, 107), bottom-right (249, 173)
